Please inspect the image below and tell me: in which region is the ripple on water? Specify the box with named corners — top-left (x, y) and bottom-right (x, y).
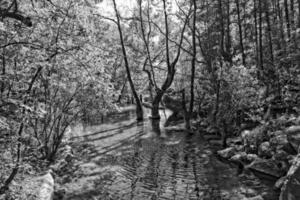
top-left (66, 111), bottom-right (278, 200)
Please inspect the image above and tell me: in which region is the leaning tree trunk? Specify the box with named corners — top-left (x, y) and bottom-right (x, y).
top-left (112, 0), bottom-right (143, 121)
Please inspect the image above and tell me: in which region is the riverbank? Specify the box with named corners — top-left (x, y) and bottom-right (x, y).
top-left (49, 107), bottom-right (280, 200)
top-left (213, 115), bottom-right (300, 200)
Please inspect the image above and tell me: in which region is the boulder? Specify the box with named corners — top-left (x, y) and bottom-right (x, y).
top-left (270, 133), bottom-right (296, 155)
top-left (286, 126), bottom-right (300, 152)
top-left (36, 170), bottom-right (54, 200)
top-left (217, 147), bottom-right (236, 159)
top-left (246, 154), bottom-right (259, 163)
top-left (227, 137), bottom-right (243, 146)
top-left (246, 195), bottom-right (264, 200)
top-left (246, 158), bottom-right (285, 179)
top-left (273, 150), bottom-right (289, 162)
top-left (241, 125), bottom-right (268, 154)
top-left (268, 130), bottom-right (284, 138)
top-left (275, 176), bottom-right (287, 190)
top-left (280, 154), bottom-right (300, 200)
top-left (258, 141), bottom-right (272, 158)
top-left (295, 116), bottom-right (300, 125)
top-left (230, 152), bottom-right (247, 163)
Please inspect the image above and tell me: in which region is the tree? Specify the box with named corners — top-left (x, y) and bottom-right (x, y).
top-left (135, 0), bottom-right (190, 120)
top-left (112, 0), bottom-right (144, 121)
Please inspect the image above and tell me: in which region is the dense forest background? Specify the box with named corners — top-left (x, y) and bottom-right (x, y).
top-left (0, 0), bottom-right (299, 199)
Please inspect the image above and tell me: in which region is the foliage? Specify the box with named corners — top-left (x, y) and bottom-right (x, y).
top-left (0, 0), bottom-right (300, 197)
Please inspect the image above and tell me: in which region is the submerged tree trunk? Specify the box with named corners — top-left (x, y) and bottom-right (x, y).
top-left (182, 89), bottom-right (191, 129)
top-left (112, 0), bottom-right (143, 121)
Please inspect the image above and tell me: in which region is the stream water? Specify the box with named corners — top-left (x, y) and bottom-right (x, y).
top-left (64, 107), bottom-right (278, 200)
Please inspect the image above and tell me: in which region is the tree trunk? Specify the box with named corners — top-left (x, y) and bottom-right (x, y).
top-left (290, 0), bottom-right (295, 29)
top-left (1, 48), bottom-right (5, 96)
top-left (189, 0), bottom-right (197, 120)
top-left (284, 0), bottom-right (291, 39)
top-left (112, 0), bottom-right (143, 121)
top-left (225, 0), bottom-right (231, 55)
top-left (151, 91), bottom-right (163, 119)
top-left (258, 0), bottom-right (264, 77)
top-left (218, 0), bottom-right (225, 54)
top-left (254, 0), bottom-right (260, 78)
top-left (277, 0), bottom-right (286, 49)
top-left (150, 0), bottom-right (189, 120)
top-left (235, 0), bottom-right (246, 66)
top-left (298, 0), bottom-right (300, 28)
top-left (264, 0), bottom-right (274, 64)
top-left (182, 89), bottom-right (191, 130)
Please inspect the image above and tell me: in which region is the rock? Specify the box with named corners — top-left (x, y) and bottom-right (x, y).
top-left (286, 125), bottom-right (300, 152)
top-left (280, 154), bottom-right (300, 200)
top-left (246, 158), bottom-right (285, 179)
top-left (270, 133), bottom-right (296, 155)
top-left (275, 176), bottom-right (287, 190)
top-left (217, 147), bottom-right (236, 159)
top-left (227, 137), bottom-right (243, 146)
top-left (36, 170), bottom-right (54, 200)
top-left (246, 154), bottom-right (259, 163)
top-left (273, 150), bottom-right (289, 162)
top-left (295, 116), bottom-right (300, 125)
top-left (246, 195), bottom-right (264, 200)
top-left (53, 189), bottom-right (66, 200)
top-left (230, 152), bottom-right (247, 163)
top-left (241, 125), bottom-right (268, 154)
top-left (268, 130), bottom-right (284, 138)
top-left (287, 155), bottom-right (296, 165)
top-left (258, 141), bottom-right (272, 158)
top-left (235, 145), bottom-right (244, 151)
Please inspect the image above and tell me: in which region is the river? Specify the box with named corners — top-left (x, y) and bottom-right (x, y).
top-left (63, 107), bottom-right (278, 200)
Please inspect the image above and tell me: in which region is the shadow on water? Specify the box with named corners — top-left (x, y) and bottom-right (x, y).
top-left (64, 107), bottom-right (278, 200)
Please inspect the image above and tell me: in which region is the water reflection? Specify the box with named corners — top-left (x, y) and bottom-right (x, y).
top-left (66, 107), bottom-right (278, 200)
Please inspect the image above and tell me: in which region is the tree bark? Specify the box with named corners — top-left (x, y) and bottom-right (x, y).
top-left (254, 0), bottom-right (260, 78)
top-left (277, 0), bottom-right (286, 49)
top-left (182, 89), bottom-right (190, 129)
top-left (264, 0), bottom-right (274, 64)
top-left (298, 0), bottom-right (300, 28)
top-left (258, 0), bottom-right (264, 77)
top-left (284, 0), bottom-right (291, 39)
top-left (112, 0), bottom-right (143, 121)
top-left (217, 0), bottom-right (225, 56)
top-left (189, 0), bottom-right (197, 118)
top-left (290, 0), bottom-right (295, 29)
top-left (225, 0), bottom-right (231, 55)
top-left (235, 0), bottom-right (246, 66)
